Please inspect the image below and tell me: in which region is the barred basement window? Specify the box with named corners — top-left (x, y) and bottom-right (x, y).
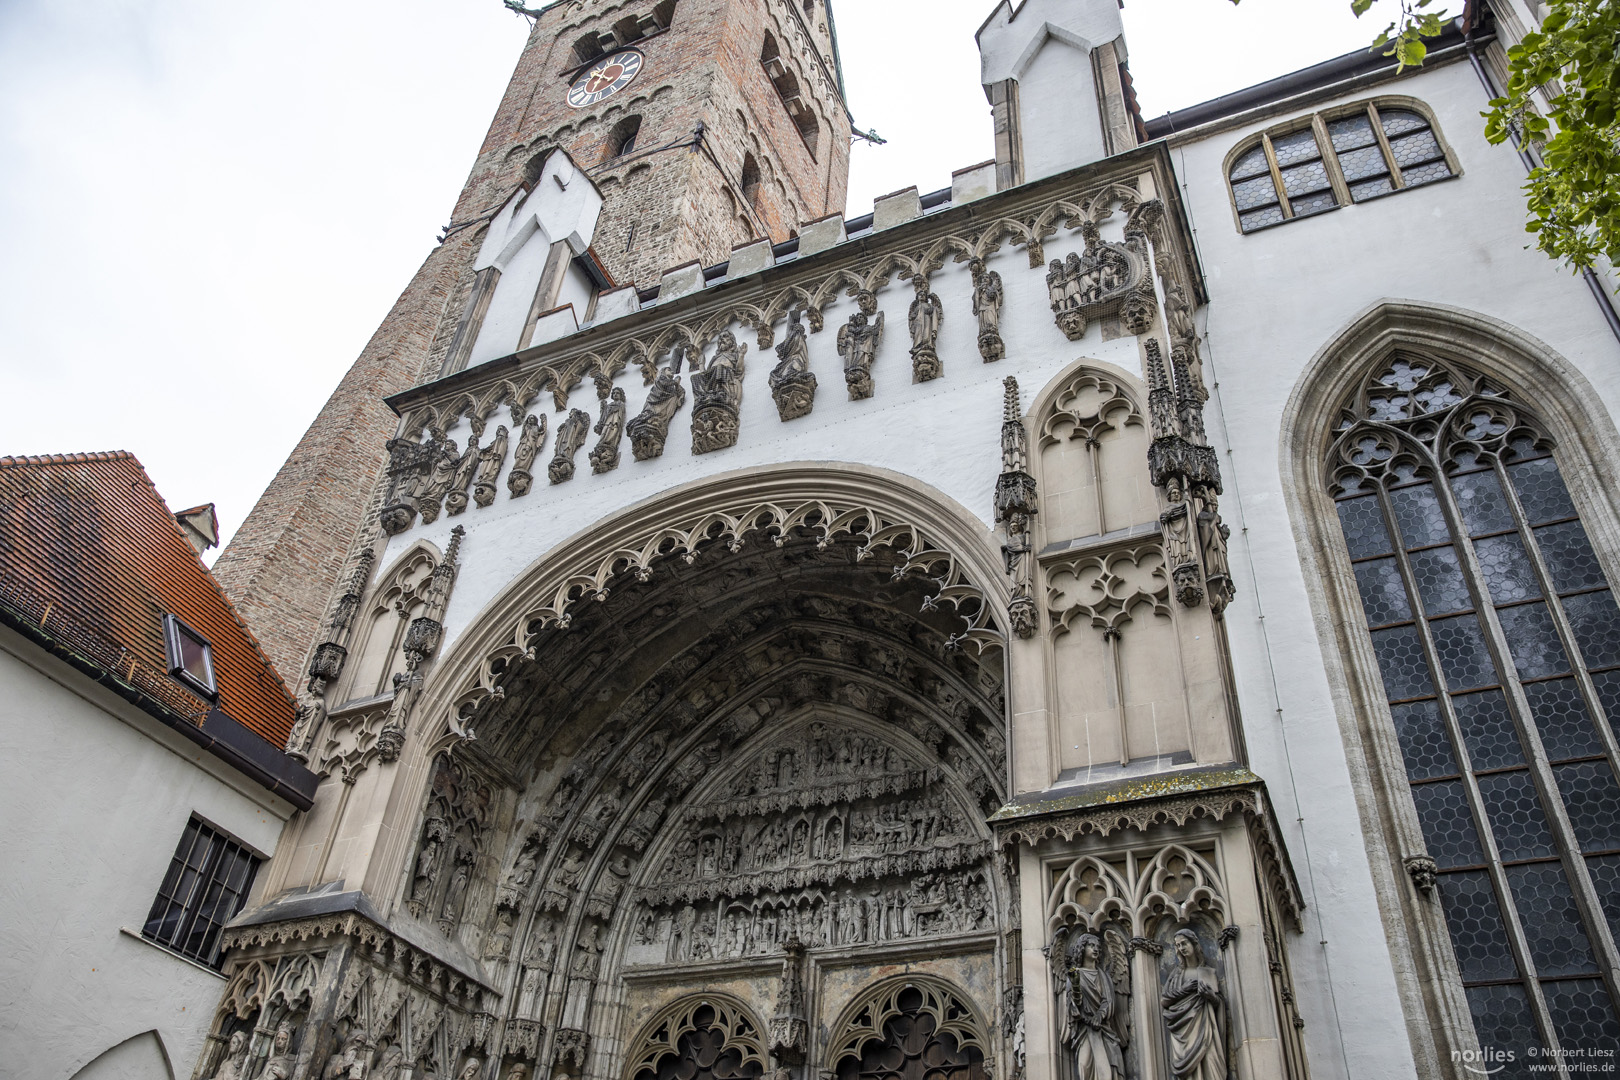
top-left (1327, 354), bottom-right (1620, 1059)
top-left (1228, 97), bottom-right (1457, 233)
top-left (141, 817), bottom-right (260, 968)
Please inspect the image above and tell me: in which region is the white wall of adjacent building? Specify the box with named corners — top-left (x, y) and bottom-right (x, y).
top-left (0, 628), bottom-right (295, 1080)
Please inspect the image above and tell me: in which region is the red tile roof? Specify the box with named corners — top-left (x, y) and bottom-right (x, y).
top-left (0, 451), bottom-right (297, 746)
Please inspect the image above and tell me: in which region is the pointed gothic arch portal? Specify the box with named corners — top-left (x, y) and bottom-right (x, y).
top-left (389, 468), bottom-right (1014, 1080)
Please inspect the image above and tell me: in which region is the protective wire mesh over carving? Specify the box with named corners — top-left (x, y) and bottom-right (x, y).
top-left (830, 981), bottom-right (989, 1080)
top-left (628, 998), bottom-right (768, 1080)
top-left (1326, 351), bottom-right (1620, 1057)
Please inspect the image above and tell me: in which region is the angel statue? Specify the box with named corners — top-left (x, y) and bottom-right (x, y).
top-left (1162, 928), bottom-right (1227, 1080)
top-left (1051, 925), bottom-right (1130, 1080)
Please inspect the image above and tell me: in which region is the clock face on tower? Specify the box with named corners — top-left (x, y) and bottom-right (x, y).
top-left (567, 50), bottom-right (644, 108)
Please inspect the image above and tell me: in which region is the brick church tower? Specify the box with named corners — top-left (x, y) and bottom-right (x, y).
top-left (214, 0), bottom-right (853, 682)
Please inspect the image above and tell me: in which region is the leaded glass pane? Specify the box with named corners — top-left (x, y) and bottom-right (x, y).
top-left (1465, 984), bottom-right (1545, 1078)
top-left (1281, 159), bottom-right (1332, 197)
top-left (1328, 112), bottom-right (1379, 150)
top-left (1536, 521), bottom-right (1607, 593)
top-left (1585, 854), bottom-right (1620, 942)
top-left (1379, 109), bottom-right (1429, 136)
top-left (1390, 484), bottom-right (1450, 547)
top-left (1497, 603), bottom-right (1571, 679)
top-left (1475, 534), bottom-right (1542, 604)
top-left (1506, 862), bottom-right (1598, 975)
top-left (1523, 679), bottom-right (1604, 760)
top-left (1413, 780), bottom-right (1486, 867)
top-left (1431, 613), bottom-right (1497, 691)
top-left (1289, 190), bottom-right (1337, 218)
top-left (1353, 557), bottom-right (1411, 624)
top-left (1555, 760), bottom-right (1620, 851)
top-left (1408, 546), bottom-right (1471, 615)
top-left (1403, 160), bottom-right (1454, 187)
top-left (1450, 469), bottom-right (1515, 535)
top-left (1230, 144), bottom-right (1272, 181)
top-left (1545, 979), bottom-right (1620, 1052)
top-left (1388, 129), bottom-right (1443, 168)
top-left (1349, 177), bottom-right (1395, 201)
top-left (1232, 174), bottom-right (1279, 212)
top-left (1508, 457), bottom-right (1576, 523)
top-left (1337, 144), bottom-right (1388, 182)
top-left (1477, 772), bottom-right (1558, 861)
top-left (1372, 624), bottom-right (1434, 699)
top-left (1239, 206), bottom-right (1285, 232)
top-left (1438, 869), bottom-right (1520, 981)
top-left (1392, 699), bottom-right (1460, 779)
top-left (1591, 670), bottom-right (1620, 739)
top-left (1455, 690), bottom-right (1525, 769)
top-left (1563, 590), bottom-right (1620, 668)
top-left (1270, 127), bottom-right (1322, 166)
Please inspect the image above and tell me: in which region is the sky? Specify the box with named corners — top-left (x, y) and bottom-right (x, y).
top-left (0, 0), bottom-right (1428, 559)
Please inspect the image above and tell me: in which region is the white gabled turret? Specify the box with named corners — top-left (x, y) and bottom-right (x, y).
top-left (977, 0), bottom-right (1137, 187)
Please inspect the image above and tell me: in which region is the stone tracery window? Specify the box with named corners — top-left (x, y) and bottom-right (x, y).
top-left (1326, 353), bottom-right (1620, 1059)
top-left (627, 997), bottom-right (767, 1080)
top-left (830, 980), bottom-right (988, 1080)
top-left (1229, 97), bottom-right (1456, 233)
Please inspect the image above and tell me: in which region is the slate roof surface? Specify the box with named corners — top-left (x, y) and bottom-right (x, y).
top-left (0, 451), bottom-right (297, 746)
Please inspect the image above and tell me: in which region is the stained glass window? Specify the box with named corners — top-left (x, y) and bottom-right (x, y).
top-left (1327, 354), bottom-right (1620, 1063)
top-left (1231, 99), bottom-right (1455, 233)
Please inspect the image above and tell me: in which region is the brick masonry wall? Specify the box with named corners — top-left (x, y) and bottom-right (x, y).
top-left (215, 0), bottom-right (852, 689)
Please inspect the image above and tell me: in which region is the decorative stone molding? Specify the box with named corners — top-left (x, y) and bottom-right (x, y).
top-left (1403, 854), bottom-right (1439, 895)
top-left (995, 378), bottom-right (1038, 639)
top-left (825, 976), bottom-right (989, 1080)
top-left (624, 996), bottom-right (765, 1080)
top-left (992, 772), bottom-right (1305, 929)
top-left (378, 526), bottom-right (464, 762)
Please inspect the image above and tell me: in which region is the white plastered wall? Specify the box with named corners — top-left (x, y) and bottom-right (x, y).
top-left (0, 629), bottom-right (292, 1080)
top-left (1169, 60), bottom-right (1620, 1080)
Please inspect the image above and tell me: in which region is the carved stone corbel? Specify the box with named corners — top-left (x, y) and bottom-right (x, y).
top-left (994, 377), bottom-right (1038, 639)
top-left (553, 1027), bottom-right (590, 1072)
top-left (1404, 853), bottom-right (1438, 894)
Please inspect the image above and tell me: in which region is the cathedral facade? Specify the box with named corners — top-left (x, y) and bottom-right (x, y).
top-left (198, 1), bottom-right (1620, 1079)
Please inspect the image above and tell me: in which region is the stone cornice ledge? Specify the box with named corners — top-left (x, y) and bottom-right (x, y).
top-left (222, 887), bottom-right (496, 991)
top-left (990, 766), bottom-right (1306, 929)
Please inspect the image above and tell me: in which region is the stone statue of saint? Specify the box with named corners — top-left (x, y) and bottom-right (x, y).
top-left (1161, 928), bottom-right (1227, 1080)
top-left (418, 437), bottom-right (460, 523)
top-left (445, 431), bottom-right (480, 515)
top-left (769, 309), bottom-right (817, 420)
top-left (691, 331), bottom-right (748, 453)
top-left (589, 387), bottom-right (627, 474)
top-left (628, 349), bottom-right (687, 460)
top-left (970, 257), bottom-right (1005, 361)
top-left (441, 852), bottom-right (472, 921)
top-left (323, 1030), bottom-right (369, 1080)
top-left (508, 413), bottom-right (547, 497)
top-left (1059, 933), bottom-right (1127, 1080)
top-left (473, 424), bottom-right (508, 508)
top-left (262, 1021), bottom-right (298, 1080)
top-left (907, 276), bottom-right (943, 382)
top-left (837, 291), bottom-right (884, 400)
top-left (209, 1031), bottom-right (248, 1080)
top-left (410, 818), bottom-right (444, 906)
top-left (456, 1058), bottom-right (482, 1080)
top-left (549, 408), bottom-right (591, 483)
top-left (372, 1045), bottom-right (405, 1080)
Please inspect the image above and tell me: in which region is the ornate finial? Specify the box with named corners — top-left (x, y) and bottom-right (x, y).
top-left (1002, 376), bottom-right (1021, 424)
top-left (444, 524), bottom-right (466, 567)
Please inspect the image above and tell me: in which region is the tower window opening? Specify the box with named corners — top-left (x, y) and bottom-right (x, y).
top-left (574, 31), bottom-right (607, 65)
top-left (653, 0), bottom-right (676, 28)
top-left (608, 115), bottom-right (642, 160)
top-left (760, 32), bottom-right (819, 158)
top-left (615, 15), bottom-right (644, 45)
top-left (740, 153), bottom-right (761, 207)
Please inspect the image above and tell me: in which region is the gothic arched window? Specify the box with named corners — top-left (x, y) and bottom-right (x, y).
top-left (1228, 97), bottom-right (1456, 233)
top-left (1326, 353), bottom-right (1620, 1058)
top-left (829, 980), bottom-right (988, 1080)
top-left (627, 997), bottom-right (767, 1080)
top-left (608, 115), bottom-right (642, 160)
